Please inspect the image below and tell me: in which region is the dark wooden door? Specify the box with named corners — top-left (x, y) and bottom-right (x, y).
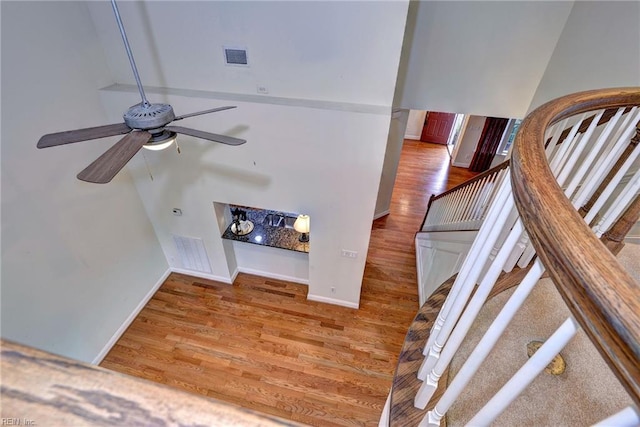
top-left (421, 112), bottom-right (456, 145)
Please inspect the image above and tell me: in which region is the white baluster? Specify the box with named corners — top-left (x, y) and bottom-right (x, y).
top-left (556, 110), bottom-right (604, 186)
top-left (450, 186), bottom-right (469, 226)
top-left (592, 169), bottom-right (640, 237)
top-left (544, 120), bottom-right (565, 160)
top-left (584, 142), bottom-right (640, 226)
top-left (593, 406), bottom-right (640, 427)
top-left (434, 197), bottom-right (446, 226)
top-left (481, 206), bottom-right (522, 278)
top-left (549, 114), bottom-right (586, 174)
top-left (414, 217), bottom-right (523, 409)
top-left (430, 199), bottom-right (443, 227)
top-left (420, 175), bottom-right (514, 377)
top-left (459, 180), bottom-right (481, 223)
top-left (431, 197), bottom-right (445, 228)
top-left (467, 317), bottom-right (579, 427)
top-left (504, 230), bottom-right (528, 271)
top-left (516, 240), bottom-right (536, 269)
top-left (451, 189), bottom-right (466, 223)
top-left (469, 176), bottom-right (489, 221)
top-left (573, 107), bottom-right (640, 208)
top-left (421, 173), bottom-right (512, 356)
top-left (448, 188), bottom-right (465, 223)
top-left (481, 168), bottom-right (508, 219)
top-left (422, 259), bottom-right (546, 426)
top-left (565, 108), bottom-right (625, 200)
top-left (465, 178), bottom-right (485, 224)
top-left (443, 193), bottom-right (458, 224)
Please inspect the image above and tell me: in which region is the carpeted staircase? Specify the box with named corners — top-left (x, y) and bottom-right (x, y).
top-left (447, 242), bottom-right (639, 426)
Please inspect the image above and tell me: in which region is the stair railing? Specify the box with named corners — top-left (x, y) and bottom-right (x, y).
top-left (511, 87), bottom-right (640, 409)
top-left (389, 88), bottom-right (640, 426)
top-left (420, 161), bottom-right (509, 232)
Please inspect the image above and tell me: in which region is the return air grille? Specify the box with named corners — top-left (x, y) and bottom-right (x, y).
top-left (172, 235), bottom-right (212, 273)
top-left (224, 47), bottom-right (248, 66)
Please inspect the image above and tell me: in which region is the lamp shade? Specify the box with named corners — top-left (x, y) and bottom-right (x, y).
top-left (293, 214), bottom-right (310, 234)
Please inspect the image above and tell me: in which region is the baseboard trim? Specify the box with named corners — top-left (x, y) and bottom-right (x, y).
top-left (230, 267), bottom-right (239, 283)
top-left (452, 161), bottom-right (471, 168)
top-left (92, 268), bottom-right (172, 365)
top-left (307, 293), bottom-right (359, 309)
top-left (237, 267), bottom-right (309, 285)
top-left (373, 210), bottom-right (390, 220)
top-left (624, 236), bottom-right (640, 245)
top-left (170, 267), bottom-right (234, 284)
top-left (404, 134), bottom-right (421, 140)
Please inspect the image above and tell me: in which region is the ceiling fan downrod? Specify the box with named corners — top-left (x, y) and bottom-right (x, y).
top-left (111, 0), bottom-right (150, 108)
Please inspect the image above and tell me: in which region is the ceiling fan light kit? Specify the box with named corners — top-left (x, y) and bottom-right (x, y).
top-left (37, 0), bottom-right (246, 184)
top-left (143, 130), bottom-right (177, 151)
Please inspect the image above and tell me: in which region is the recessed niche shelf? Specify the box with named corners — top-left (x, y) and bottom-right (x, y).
top-left (221, 204), bottom-right (309, 254)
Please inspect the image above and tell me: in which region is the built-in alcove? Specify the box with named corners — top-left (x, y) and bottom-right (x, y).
top-left (213, 202), bottom-right (310, 285)
top-left (221, 204), bottom-right (309, 253)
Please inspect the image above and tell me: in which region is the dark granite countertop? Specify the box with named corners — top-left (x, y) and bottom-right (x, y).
top-left (221, 205), bottom-right (309, 253)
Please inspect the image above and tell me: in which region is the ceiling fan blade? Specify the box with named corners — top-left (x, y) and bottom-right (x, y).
top-left (172, 106), bottom-right (237, 121)
top-left (166, 125), bottom-right (246, 146)
top-left (77, 131), bottom-right (152, 184)
top-left (37, 123), bottom-right (132, 149)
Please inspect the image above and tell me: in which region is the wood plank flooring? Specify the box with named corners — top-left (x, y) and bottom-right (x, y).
top-left (100, 140), bottom-right (477, 426)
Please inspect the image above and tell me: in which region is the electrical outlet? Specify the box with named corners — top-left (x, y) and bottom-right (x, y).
top-left (341, 249), bottom-right (358, 259)
top-left (257, 85), bottom-right (269, 94)
top-left (331, 287), bottom-right (336, 293)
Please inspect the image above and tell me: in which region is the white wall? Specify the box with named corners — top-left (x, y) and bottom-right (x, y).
top-left (1, 2), bottom-right (168, 363)
top-left (528, 1), bottom-right (640, 111)
top-left (100, 86), bottom-right (394, 307)
top-left (396, 1), bottom-right (573, 118)
top-left (233, 243), bottom-right (309, 284)
top-left (451, 116), bottom-right (486, 168)
top-left (405, 110), bottom-right (426, 140)
top-left (87, 1), bottom-right (407, 106)
top-left (375, 109), bottom-right (409, 219)
top-left (85, 1), bottom-right (409, 307)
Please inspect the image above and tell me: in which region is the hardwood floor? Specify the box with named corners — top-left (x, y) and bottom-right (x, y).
top-left (100, 140), bottom-right (477, 426)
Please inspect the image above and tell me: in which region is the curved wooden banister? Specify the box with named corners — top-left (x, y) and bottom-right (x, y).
top-left (511, 87), bottom-right (640, 407)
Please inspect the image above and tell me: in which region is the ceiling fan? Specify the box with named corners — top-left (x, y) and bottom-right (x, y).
top-left (37, 0), bottom-right (246, 184)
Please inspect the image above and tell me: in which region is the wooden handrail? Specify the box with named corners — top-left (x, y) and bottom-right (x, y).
top-left (431, 160), bottom-right (509, 204)
top-left (511, 87), bottom-right (640, 407)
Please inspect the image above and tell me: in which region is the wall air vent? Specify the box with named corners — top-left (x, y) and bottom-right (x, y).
top-left (172, 235), bottom-right (212, 273)
top-left (223, 46), bottom-right (249, 66)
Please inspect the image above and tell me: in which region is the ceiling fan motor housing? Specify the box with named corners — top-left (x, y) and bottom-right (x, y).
top-left (123, 103), bottom-right (175, 131)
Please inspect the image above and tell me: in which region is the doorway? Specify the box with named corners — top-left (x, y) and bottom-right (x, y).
top-left (420, 111), bottom-right (456, 145)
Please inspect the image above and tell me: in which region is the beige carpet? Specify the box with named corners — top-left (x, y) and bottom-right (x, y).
top-left (447, 242), bottom-right (639, 426)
